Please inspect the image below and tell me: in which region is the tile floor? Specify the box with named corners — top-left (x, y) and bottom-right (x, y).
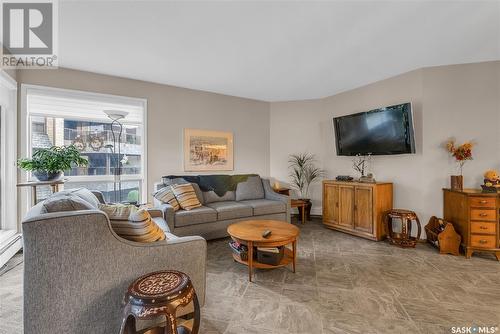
top-left (1, 218), bottom-right (499, 334)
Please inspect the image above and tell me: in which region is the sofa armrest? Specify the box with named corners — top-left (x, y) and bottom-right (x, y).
top-left (152, 198), bottom-right (175, 231)
top-left (262, 178), bottom-right (291, 223)
top-left (262, 179), bottom-right (289, 201)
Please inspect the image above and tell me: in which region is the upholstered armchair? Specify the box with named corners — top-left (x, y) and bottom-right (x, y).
top-left (22, 191), bottom-right (206, 334)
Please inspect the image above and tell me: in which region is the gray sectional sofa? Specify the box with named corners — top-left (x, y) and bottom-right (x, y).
top-left (22, 188), bottom-right (206, 334)
top-left (154, 175), bottom-right (291, 240)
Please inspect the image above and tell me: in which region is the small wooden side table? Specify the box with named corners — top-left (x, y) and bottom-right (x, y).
top-left (120, 270), bottom-right (200, 334)
top-left (291, 199), bottom-right (307, 224)
top-left (385, 209), bottom-right (422, 248)
top-left (17, 178), bottom-right (68, 206)
top-left (273, 187), bottom-right (291, 196)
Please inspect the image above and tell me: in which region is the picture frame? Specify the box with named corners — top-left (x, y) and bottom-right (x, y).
top-left (183, 128), bottom-right (234, 171)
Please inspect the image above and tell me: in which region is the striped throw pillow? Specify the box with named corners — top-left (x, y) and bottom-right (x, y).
top-left (153, 186), bottom-right (180, 211)
top-left (99, 203), bottom-right (138, 220)
top-left (171, 183), bottom-right (202, 211)
top-left (110, 209), bottom-right (166, 243)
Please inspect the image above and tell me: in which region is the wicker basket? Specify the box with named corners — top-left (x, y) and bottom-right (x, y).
top-left (229, 242), bottom-right (248, 261)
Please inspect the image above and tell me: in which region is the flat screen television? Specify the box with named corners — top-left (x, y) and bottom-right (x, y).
top-left (333, 103), bottom-right (415, 156)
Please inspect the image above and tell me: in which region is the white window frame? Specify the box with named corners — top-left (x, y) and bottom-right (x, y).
top-left (0, 70), bottom-right (20, 268)
top-left (20, 84), bottom-right (148, 214)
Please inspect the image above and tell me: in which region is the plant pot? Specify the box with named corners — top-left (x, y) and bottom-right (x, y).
top-left (297, 198), bottom-right (312, 220)
top-left (33, 171), bottom-right (63, 182)
top-left (450, 175), bottom-right (463, 191)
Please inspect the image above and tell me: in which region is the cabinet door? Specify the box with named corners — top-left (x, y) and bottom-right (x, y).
top-left (323, 184), bottom-right (339, 225)
top-left (354, 186), bottom-right (373, 234)
top-left (339, 186), bottom-right (354, 228)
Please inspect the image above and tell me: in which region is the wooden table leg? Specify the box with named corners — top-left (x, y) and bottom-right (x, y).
top-left (248, 241), bottom-right (253, 282)
top-left (292, 240), bottom-right (297, 273)
top-left (301, 204), bottom-right (306, 224)
top-left (466, 247), bottom-right (473, 259)
top-left (31, 186), bottom-right (37, 206)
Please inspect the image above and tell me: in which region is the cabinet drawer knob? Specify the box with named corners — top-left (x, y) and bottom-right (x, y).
top-left (480, 200), bottom-right (487, 204)
top-left (479, 239), bottom-right (488, 244)
top-left (480, 226), bottom-right (488, 230)
top-left (479, 213), bottom-right (488, 217)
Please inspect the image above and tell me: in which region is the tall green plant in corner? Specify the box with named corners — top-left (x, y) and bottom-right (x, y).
top-left (288, 153), bottom-right (324, 200)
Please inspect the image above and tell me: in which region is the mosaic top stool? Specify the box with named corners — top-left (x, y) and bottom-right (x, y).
top-left (120, 270), bottom-right (200, 334)
top-left (385, 209), bottom-right (422, 248)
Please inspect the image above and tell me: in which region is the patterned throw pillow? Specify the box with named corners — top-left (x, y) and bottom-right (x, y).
top-left (109, 209), bottom-right (166, 242)
top-left (153, 186), bottom-right (181, 211)
top-left (99, 203), bottom-right (138, 220)
top-left (171, 183), bottom-right (202, 211)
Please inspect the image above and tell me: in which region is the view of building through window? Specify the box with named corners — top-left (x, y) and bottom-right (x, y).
top-left (31, 116), bottom-right (143, 203)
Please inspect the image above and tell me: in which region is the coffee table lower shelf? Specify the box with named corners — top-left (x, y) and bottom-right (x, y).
top-left (233, 247), bottom-right (293, 269)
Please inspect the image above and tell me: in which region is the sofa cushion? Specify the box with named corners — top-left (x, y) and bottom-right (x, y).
top-left (153, 186), bottom-right (181, 211)
top-left (203, 190), bottom-right (236, 204)
top-left (235, 176), bottom-right (265, 201)
top-left (162, 177), bottom-right (189, 186)
top-left (41, 193), bottom-right (95, 213)
top-left (239, 199), bottom-right (286, 216)
top-left (174, 206), bottom-right (217, 227)
top-left (70, 188), bottom-right (101, 208)
top-left (206, 201), bottom-right (253, 220)
top-left (172, 183), bottom-right (202, 211)
top-left (191, 183), bottom-right (205, 205)
top-left (52, 188), bottom-right (100, 209)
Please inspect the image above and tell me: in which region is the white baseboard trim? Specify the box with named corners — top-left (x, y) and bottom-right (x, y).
top-left (310, 208), bottom-right (322, 216)
top-left (291, 207), bottom-right (322, 216)
top-left (0, 233), bottom-right (22, 268)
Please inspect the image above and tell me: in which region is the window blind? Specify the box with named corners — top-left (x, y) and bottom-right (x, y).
top-left (26, 87), bottom-right (145, 124)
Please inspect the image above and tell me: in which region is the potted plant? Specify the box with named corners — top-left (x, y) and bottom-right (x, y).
top-left (18, 145), bottom-right (88, 181)
top-left (445, 139), bottom-right (474, 190)
top-left (288, 153), bottom-right (324, 220)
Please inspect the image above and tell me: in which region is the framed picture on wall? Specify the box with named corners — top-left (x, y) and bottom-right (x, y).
top-left (184, 128), bottom-right (234, 171)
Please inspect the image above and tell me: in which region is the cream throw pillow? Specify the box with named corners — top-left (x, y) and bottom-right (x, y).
top-left (171, 183), bottom-right (202, 211)
top-left (99, 203), bottom-right (137, 220)
top-left (153, 186), bottom-right (180, 211)
top-left (100, 204), bottom-right (166, 242)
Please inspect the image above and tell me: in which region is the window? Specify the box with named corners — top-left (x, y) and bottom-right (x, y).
top-left (25, 86), bottom-right (147, 203)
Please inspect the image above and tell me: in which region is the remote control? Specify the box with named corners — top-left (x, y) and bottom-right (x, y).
top-left (262, 230), bottom-right (272, 238)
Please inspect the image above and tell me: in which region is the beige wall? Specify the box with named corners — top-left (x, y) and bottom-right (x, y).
top-left (270, 61), bottom-right (500, 229)
top-left (16, 68), bottom-right (270, 200)
top-left (15, 61), bottom-right (499, 227)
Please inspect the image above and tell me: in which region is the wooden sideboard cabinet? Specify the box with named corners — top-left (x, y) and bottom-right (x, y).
top-left (322, 180), bottom-right (393, 241)
top-left (443, 189), bottom-right (500, 260)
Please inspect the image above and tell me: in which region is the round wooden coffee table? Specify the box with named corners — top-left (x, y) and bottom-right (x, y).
top-left (227, 220), bottom-right (300, 282)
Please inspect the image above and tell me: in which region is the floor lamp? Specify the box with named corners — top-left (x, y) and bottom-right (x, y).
top-left (104, 110), bottom-right (129, 203)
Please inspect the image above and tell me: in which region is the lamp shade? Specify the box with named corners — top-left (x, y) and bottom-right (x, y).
top-left (104, 109), bottom-right (129, 121)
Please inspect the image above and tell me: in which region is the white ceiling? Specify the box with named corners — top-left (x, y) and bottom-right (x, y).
top-left (59, 1), bottom-right (500, 102)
